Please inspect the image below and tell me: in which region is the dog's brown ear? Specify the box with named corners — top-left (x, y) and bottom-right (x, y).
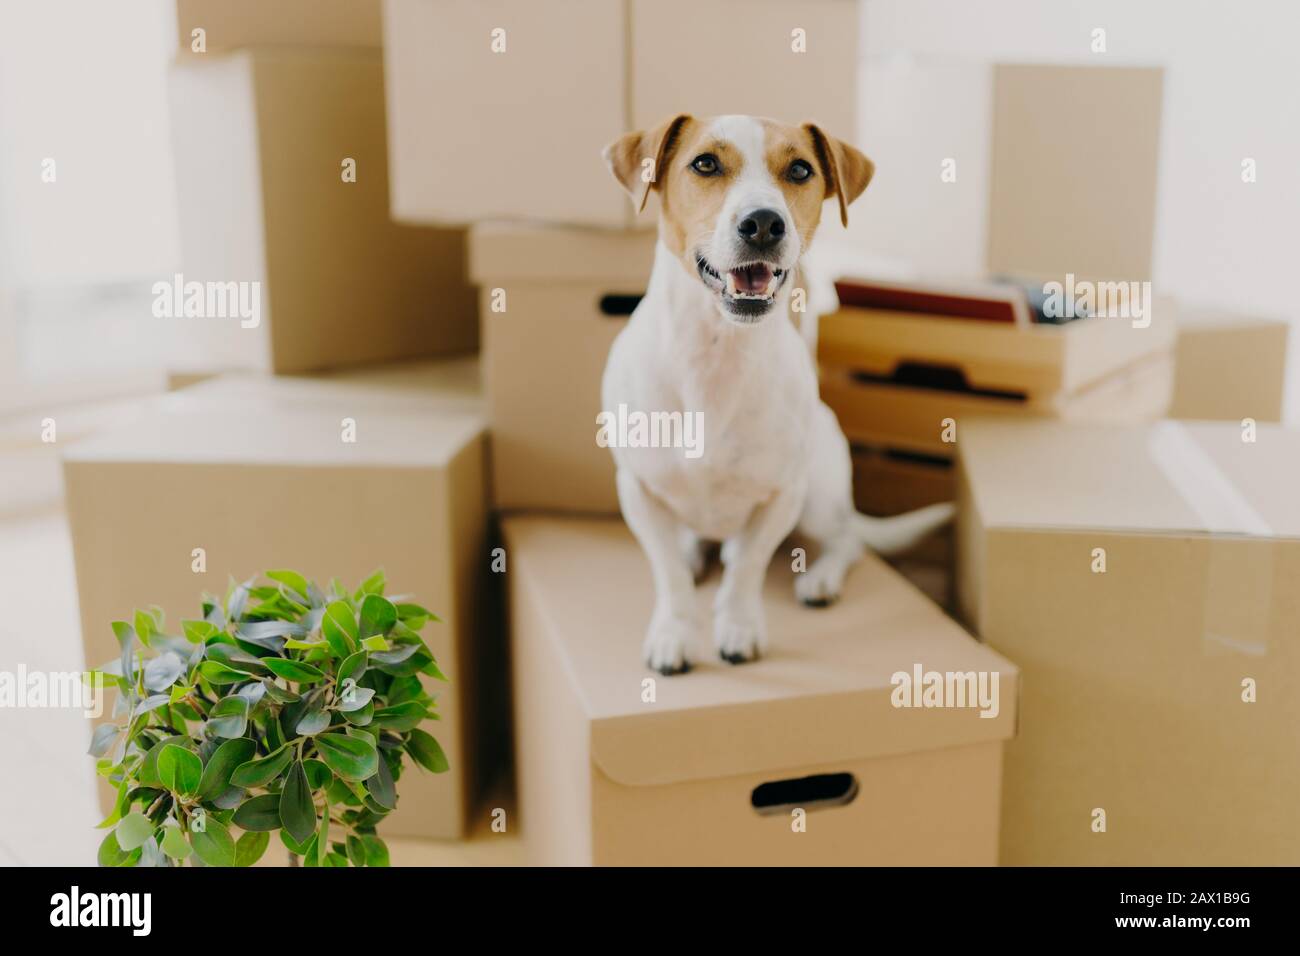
top-left (804, 123), bottom-right (874, 227)
top-left (603, 114), bottom-right (692, 212)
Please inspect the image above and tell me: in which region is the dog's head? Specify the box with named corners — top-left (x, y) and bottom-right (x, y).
top-left (604, 114), bottom-right (872, 323)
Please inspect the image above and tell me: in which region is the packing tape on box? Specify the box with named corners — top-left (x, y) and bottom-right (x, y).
top-left (1148, 421), bottom-right (1273, 657)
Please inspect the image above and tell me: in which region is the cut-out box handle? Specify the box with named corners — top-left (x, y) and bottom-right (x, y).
top-left (751, 772), bottom-right (859, 815)
top-left (598, 293), bottom-right (644, 317)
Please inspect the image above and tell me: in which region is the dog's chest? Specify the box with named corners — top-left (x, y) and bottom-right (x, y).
top-left (622, 330), bottom-right (815, 539)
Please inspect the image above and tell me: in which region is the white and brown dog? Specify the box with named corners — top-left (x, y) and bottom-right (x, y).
top-left (601, 114), bottom-right (953, 675)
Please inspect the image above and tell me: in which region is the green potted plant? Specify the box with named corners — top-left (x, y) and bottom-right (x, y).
top-left (88, 569), bottom-right (449, 867)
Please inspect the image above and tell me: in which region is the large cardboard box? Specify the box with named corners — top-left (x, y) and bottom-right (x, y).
top-left (175, 0), bottom-right (382, 55)
top-left (383, 0), bottom-right (859, 227)
top-left (471, 224), bottom-right (656, 513)
top-left (956, 418), bottom-right (1300, 865)
top-left (988, 65), bottom-right (1164, 283)
top-left (1170, 308), bottom-right (1290, 422)
top-left (852, 60), bottom-right (1164, 283)
top-left (165, 48), bottom-right (476, 375)
top-left (505, 515), bottom-right (1018, 865)
top-left (820, 300), bottom-right (1177, 457)
top-left (63, 359), bottom-right (489, 839)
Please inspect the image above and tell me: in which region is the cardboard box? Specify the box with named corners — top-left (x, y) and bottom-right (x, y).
top-left (175, 0), bottom-right (382, 55)
top-left (852, 60), bottom-right (1163, 283)
top-left (63, 359), bottom-right (488, 839)
top-left (956, 418), bottom-right (1300, 865)
top-left (849, 445), bottom-right (954, 606)
top-left (471, 224), bottom-right (656, 513)
top-left (820, 300), bottom-right (1176, 457)
top-left (383, 0), bottom-right (859, 227)
top-left (1171, 309), bottom-right (1290, 422)
top-left (505, 515), bottom-right (1018, 865)
top-left (165, 48), bottom-right (476, 374)
top-left (988, 65), bottom-right (1164, 283)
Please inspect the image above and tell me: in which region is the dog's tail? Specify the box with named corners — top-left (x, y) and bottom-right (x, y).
top-left (852, 502), bottom-right (956, 557)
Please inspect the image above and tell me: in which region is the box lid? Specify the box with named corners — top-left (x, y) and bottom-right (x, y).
top-left (958, 419), bottom-right (1300, 538)
top-left (63, 358), bottom-right (484, 469)
top-left (504, 516), bottom-right (1017, 787)
top-left (468, 224), bottom-right (657, 284)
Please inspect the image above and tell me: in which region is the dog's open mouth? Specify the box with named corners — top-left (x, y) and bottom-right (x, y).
top-left (696, 254), bottom-right (788, 315)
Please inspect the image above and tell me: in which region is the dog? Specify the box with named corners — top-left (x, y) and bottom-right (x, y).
top-left (601, 114), bottom-right (954, 675)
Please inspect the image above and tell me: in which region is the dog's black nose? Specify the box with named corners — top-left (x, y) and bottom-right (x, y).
top-left (737, 208), bottom-right (786, 250)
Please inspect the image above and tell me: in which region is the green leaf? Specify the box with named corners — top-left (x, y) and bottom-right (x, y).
top-left (359, 594), bottom-right (397, 639)
top-left (396, 602), bottom-right (439, 626)
top-left (337, 651), bottom-right (367, 685)
top-left (345, 834), bottom-right (366, 867)
top-left (232, 794), bottom-right (282, 832)
top-left (322, 601), bottom-right (358, 657)
top-left (199, 660), bottom-right (255, 685)
top-left (133, 610), bottom-right (156, 647)
top-left (158, 743), bottom-right (203, 796)
top-left (116, 811), bottom-right (154, 851)
top-left (160, 825), bottom-right (192, 861)
top-left (205, 643), bottom-right (269, 674)
top-left (267, 569), bottom-right (311, 604)
top-left (295, 707), bottom-right (331, 737)
top-left (197, 737), bottom-right (256, 799)
top-left (111, 620), bottom-right (136, 651)
top-left (303, 759), bottom-right (332, 790)
top-left (182, 619), bottom-right (218, 643)
top-left (361, 835), bottom-right (390, 867)
top-left (280, 760), bottom-right (317, 845)
top-left (280, 827), bottom-right (313, 857)
top-left (314, 732), bottom-right (379, 782)
top-left (206, 695), bottom-right (250, 738)
top-left (262, 658), bottom-right (324, 684)
top-left (261, 680), bottom-right (301, 704)
top-left (230, 744), bottom-right (292, 788)
top-left (406, 729), bottom-right (449, 774)
top-left (371, 701), bottom-right (428, 732)
top-left (234, 829), bottom-right (270, 867)
top-left (365, 753), bottom-right (397, 810)
top-left (360, 635), bottom-right (390, 652)
top-left (137, 735), bottom-right (190, 788)
top-left (316, 808), bottom-right (330, 867)
top-left (97, 830), bottom-right (141, 867)
top-left (335, 682), bottom-right (375, 713)
top-left (355, 569), bottom-right (386, 598)
top-left (190, 817), bottom-right (236, 867)
top-left (284, 637), bottom-right (328, 651)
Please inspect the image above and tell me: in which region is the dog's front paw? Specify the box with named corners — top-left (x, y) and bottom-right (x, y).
top-left (713, 608), bottom-right (766, 665)
top-left (644, 615), bottom-right (693, 676)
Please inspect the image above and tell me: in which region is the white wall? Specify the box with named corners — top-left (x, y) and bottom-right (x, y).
top-left (851, 0), bottom-right (1300, 419)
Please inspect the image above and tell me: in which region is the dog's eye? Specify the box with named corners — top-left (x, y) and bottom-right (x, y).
top-left (787, 160), bottom-right (814, 183)
top-left (690, 153), bottom-right (721, 176)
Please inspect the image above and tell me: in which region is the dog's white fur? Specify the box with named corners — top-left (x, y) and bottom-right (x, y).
top-left (602, 115), bottom-right (953, 673)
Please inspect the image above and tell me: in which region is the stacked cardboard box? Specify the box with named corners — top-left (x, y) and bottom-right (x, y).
top-left (163, 15), bottom-right (476, 375)
top-left (818, 63), bottom-right (1176, 601)
top-left (386, 0), bottom-right (862, 514)
top-left (956, 418), bottom-right (1300, 865)
top-left (379, 0), bottom-right (1025, 867)
top-left (65, 361), bottom-right (489, 839)
top-left (1170, 308), bottom-right (1291, 422)
top-left (63, 7), bottom-right (491, 845)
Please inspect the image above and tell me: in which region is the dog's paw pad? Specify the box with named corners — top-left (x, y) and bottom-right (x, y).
top-left (794, 566), bottom-right (843, 607)
top-left (713, 614), bottom-right (764, 664)
top-left (643, 618), bottom-right (692, 676)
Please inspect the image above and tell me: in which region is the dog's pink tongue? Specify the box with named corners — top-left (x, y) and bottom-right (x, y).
top-left (731, 263), bottom-right (772, 294)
